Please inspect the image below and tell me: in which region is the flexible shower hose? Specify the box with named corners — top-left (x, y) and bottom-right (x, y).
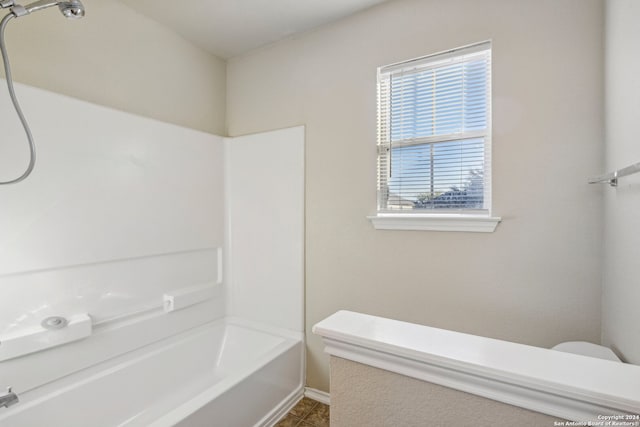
top-left (0, 12), bottom-right (36, 184)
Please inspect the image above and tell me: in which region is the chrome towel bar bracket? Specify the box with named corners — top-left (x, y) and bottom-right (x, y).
top-left (589, 161), bottom-right (640, 187)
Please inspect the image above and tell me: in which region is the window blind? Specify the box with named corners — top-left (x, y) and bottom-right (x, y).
top-left (377, 42), bottom-right (491, 214)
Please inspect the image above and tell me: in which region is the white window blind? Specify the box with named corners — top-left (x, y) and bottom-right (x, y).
top-left (377, 42), bottom-right (492, 214)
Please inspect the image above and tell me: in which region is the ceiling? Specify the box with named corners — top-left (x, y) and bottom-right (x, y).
top-left (119, 0), bottom-right (390, 59)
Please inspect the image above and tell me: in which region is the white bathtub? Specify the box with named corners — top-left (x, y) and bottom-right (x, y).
top-left (0, 317), bottom-right (304, 427)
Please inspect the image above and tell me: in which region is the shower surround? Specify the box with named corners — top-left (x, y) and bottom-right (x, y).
top-left (0, 81), bottom-right (305, 426)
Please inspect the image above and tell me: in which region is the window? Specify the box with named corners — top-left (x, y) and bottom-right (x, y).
top-left (371, 41), bottom-right (499, 232)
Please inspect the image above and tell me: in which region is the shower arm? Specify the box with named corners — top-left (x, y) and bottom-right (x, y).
top-left (18, 0), bottom-right (60, 14)
top-left (4, 1), bottom-right (63, 17)
top-left (4, 0), bottom-right (85, 18)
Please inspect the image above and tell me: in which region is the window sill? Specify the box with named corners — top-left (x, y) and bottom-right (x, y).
top-left (367, 213), bottom-right (501, 233)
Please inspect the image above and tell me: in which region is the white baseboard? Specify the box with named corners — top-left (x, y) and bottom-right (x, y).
top-left (262, 386), bottom-right (304, 427)
top-left (304, 387), bottom-right (330, 405)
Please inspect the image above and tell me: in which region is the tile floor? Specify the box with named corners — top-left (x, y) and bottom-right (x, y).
top-left (274, 397), bottom-right (330, 427)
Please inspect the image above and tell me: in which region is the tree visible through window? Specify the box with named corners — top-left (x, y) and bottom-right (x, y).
top-left (377, 42), bottom-right (491, 214)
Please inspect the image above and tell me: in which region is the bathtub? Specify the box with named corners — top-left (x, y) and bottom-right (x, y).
top-left (0, 317), bottom-right (304, 427)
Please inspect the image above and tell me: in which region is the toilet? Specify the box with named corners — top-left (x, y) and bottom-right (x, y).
top-left (552, 341), bottom-right (622, 362)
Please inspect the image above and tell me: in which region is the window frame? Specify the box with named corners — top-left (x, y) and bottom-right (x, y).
top-left (369, 41), bottom-right (500, 232)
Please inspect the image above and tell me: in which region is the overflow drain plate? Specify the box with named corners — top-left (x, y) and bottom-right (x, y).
top-left (41, 316), bottom-right (68, 330)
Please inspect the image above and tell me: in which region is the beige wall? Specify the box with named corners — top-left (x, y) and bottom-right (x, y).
top-left (330, 357), bottom-right (560, 426)
top-left (227, 0), bottom-right (605, 392)
top-left (0, 0), bottom-right (225, 134)
top-left (602, 0), bottom-right (640, 364)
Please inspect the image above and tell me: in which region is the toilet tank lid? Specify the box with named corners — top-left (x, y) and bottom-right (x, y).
top-left (552, 341), bottom-right (622, 362)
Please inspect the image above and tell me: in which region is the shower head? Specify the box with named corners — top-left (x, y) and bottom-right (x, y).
top-left (10, 0), bottom-right (85, 18)
top-left (58, 0), bottom-right (84, 19)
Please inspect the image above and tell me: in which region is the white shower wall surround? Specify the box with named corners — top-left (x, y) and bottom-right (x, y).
top-left (0, 81), bottom-right (305, 426)
top-left (225, 129), bottom-right (305, 332)
top-left (0, 81), bottom-right (226, 336)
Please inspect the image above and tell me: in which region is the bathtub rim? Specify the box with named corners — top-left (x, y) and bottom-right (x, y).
top-left (147, 316), bottom-right (304, 427)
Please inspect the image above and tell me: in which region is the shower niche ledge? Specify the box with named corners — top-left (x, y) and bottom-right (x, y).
top-left (0, 314), bottom-right (92, 362)
top-left (313, 311), bottom-right (640, 421)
